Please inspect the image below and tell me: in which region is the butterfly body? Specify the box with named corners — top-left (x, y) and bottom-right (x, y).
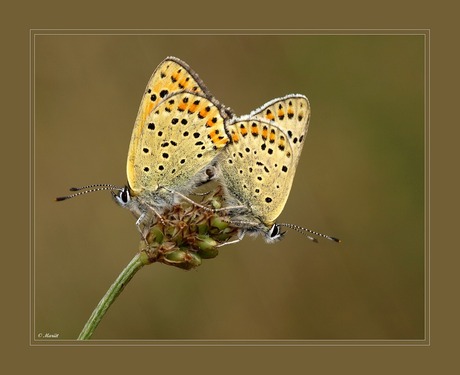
top-left (117, 57), bottom-right (233, 229)
top-left (218, 94), bottom-right (311, 242)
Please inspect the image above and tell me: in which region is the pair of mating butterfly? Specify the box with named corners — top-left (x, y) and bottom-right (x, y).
top-left (57, 56), bottom-right (339, 244)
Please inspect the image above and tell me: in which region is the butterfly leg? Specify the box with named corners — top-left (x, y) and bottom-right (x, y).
top-left (135, 212), bottom-right (153, 240)
top-left (216, 229), bottom-right (245, 247)
top-left (190, 190), bottom-right (212, 197)
top-left (135, 206), bottom-right (167, 240)
top-left (213, 204), bottom-right (247, 213)
top-left (165, 188), bottom-right (246, 214)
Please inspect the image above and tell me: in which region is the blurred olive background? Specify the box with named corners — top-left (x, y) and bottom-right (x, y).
top-left (35, 34), bottom-right (425, 340)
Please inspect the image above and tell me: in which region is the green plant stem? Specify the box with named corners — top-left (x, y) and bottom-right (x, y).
top-left (78, 251), bottom-right (149, 340)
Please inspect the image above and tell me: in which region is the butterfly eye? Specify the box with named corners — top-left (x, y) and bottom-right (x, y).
top-left (267, 224), bottom-right (284, 240)
top-left (121, 187), bottom-right (130, 203)
top-left (113, 186), bottom-right (131, 207)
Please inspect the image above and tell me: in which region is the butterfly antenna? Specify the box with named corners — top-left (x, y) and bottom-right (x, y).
top-left (68, 184), bottom-right (122, 192)
top-left (56, 184), bottom-right (124, 201)
top-left (279, 223), bottom-right (341, 243)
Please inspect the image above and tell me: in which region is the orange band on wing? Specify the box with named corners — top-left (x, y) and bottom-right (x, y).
top-left (261, 126), bottom-right (268, 140)
top-left (188, 103), bottom-right (197, 113)
top-left (213, 136), bottom-right (229, 147)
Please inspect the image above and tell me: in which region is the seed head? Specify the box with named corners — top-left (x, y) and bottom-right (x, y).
top-left (141, 187), bottom-right (241, 270)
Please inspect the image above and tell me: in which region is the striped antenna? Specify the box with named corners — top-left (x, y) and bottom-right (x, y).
top-left (56, 184), bottom-right (124, 201)
top-left (279, 223), bottom-right (341, 243)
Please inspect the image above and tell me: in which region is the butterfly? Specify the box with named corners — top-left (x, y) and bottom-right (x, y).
top-left (57, 57), bottom-right (235, 234)
top-left (218, 94), bottom-right (340, 243)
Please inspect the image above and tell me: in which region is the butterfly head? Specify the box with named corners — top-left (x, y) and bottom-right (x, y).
top-left (229, 218), bottom-right (286, 243)
top-left (230, 218), bottom-right (340, 244)
top-left (111, 184), bottom-right (151, 220)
